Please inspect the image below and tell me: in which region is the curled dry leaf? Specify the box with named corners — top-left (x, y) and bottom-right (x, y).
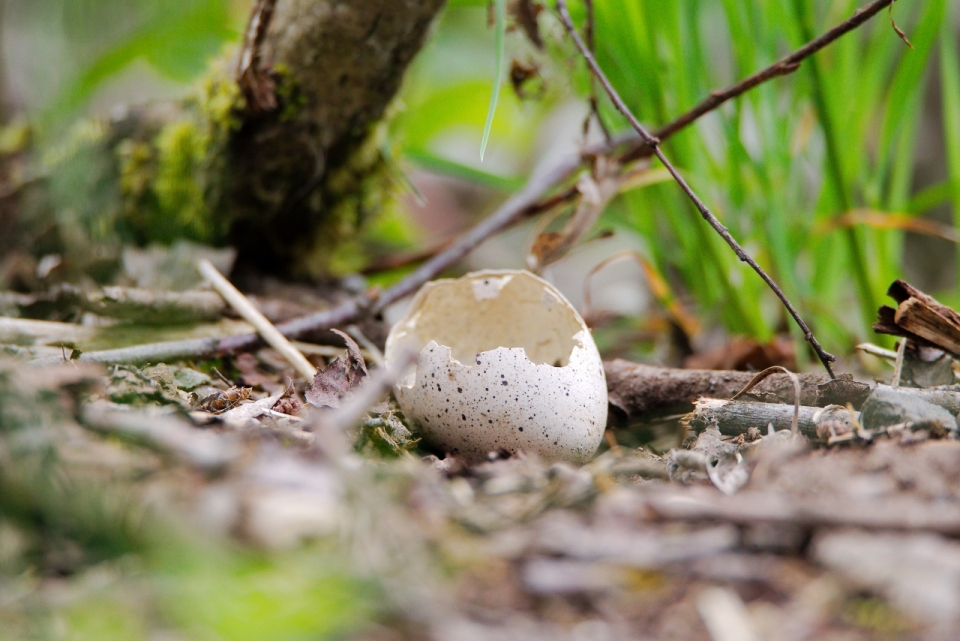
top-left (197, 386), bottom-right (252, 413)
top-left (304, 329), bottom-right (369, 409)
top-left (272, 389), bottom-right (301, 416)
top-left (526, 157), bottom-right (621, 271)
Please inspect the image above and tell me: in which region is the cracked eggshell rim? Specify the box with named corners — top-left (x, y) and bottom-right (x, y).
top-left (384, 270), bottom-right (607, 465)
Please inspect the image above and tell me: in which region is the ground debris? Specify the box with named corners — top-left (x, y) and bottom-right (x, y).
top-left (3, 353), bottom-right (960, 640)
top-left (305, 329), bottom-right (368, 409)
top-left (875, 279), bottom-right (960, 356)
top-left (197, 385), bottom-right (252, 413)
top-left (356, 409), bottom-right (418, 458)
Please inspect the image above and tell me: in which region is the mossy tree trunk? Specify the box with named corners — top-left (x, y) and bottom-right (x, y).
top-left (229, 0), bottom-right (447, 277)
top-left (5, 0), bottom-right (447, 284)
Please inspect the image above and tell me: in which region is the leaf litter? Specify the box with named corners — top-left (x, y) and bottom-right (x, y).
top-left (2, 281), bottom-right (960, 639)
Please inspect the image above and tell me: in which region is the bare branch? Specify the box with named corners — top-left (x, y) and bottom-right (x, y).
top-left (556, 0), bottom-right (837, 378)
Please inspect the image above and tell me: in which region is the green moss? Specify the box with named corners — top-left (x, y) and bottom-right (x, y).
top-left (0, 117), bottom-right (31, 155)
top-left (32, 57), bottom-right (407, 280)
top-left (272, 62), bottom-right (308, 122)
top-left (118, 72), bottom-right (245, 245)
top-left (41, 118), bottom-right (109, 169)
top-left (300, 119), bottom-right (402, 278)
top-left (842, 596), bottom-right (912, 637)
top-left (153, 120), bottom-right (211, 238)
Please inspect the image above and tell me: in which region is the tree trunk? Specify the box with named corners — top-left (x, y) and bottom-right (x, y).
top-left (229, 0), bottom-right (447, 277)
top-left (7, 0), bottom-right (447, 283)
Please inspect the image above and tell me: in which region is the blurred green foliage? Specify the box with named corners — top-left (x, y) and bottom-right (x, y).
top-left (0, 361), bottom-right (372, 641)
top-left (6, 0), bottom-right (960, 352)
top-left (388, 0), bottom-right (959, 360)
top-left (44, 0), bottom-right (238, 125)
top-left (579, 0), bottom-right (949, 354)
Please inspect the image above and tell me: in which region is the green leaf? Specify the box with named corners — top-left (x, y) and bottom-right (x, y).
top-left (45, 0), bottom-right (235, 125)
top-left (479, 0), bottom-right (506, 160)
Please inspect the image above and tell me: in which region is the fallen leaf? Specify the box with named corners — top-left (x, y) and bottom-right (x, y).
top-left (304, 329), bottom-right (368, 409)
top-left (197, 386), bottom-right (252, 413)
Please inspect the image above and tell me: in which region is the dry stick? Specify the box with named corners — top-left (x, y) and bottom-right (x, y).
top-left (198, 259), bottom-right (317, 381)
top-left (604, 360), bottom-right (833, 417)
top-left (686, 398), bottom-right (842, 440)
top-left (890, 338), bottom-right (906, 387)
top-left (556, 0), bottom-right (837, 379)
top-left (30, 4), bottom-right (894, 368)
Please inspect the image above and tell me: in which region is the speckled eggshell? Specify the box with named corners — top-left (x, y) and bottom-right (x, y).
top-left (384, 270), bottom-right (607, 465)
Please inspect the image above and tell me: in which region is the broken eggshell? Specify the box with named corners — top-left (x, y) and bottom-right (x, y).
top-left (384, 270), bottom-right (607, 464)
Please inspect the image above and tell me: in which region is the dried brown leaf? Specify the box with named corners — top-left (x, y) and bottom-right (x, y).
top-left (512, 0), bottom-right (544, 49)
top-left (197, 386), bottom-right (252, 413)
top-left (304, 329), bottom-right (369, 409)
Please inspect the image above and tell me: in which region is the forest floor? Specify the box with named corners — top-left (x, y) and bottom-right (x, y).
top-left (1, 258), bottom-right (958, 641)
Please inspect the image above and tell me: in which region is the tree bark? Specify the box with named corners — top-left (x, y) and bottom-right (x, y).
top-left (8, 0), bottom-right (448, 283)
top-left (229, 0), bottom-right (448, 276)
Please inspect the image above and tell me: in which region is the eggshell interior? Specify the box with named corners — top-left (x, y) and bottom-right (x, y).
top-left (385, 270), bottom-right (607, 464)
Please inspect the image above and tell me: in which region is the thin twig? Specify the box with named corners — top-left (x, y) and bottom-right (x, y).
top-left (581, 0), bottom-right (612, 144)
top-left (556, 0), bottom-right (837, 378)
top-left (856, 342), bottom-right (899, 362)
top-left (891, 339), bottom-right (906, 387)
top-left (198, 259), bottom-right (316, 380)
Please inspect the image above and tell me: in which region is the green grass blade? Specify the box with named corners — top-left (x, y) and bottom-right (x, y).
top-left (790, 0), bottom-right (877, 337)
top-left (908, 180), bottom-right (952, 215)
top-left (404, 148), bottom-right (523, 191)
top-left (479, 0), bottom-right (506, 161)
top-left (939, 18), bottom-right (960, 286)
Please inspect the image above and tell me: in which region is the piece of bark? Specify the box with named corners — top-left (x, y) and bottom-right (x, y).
top-left (604, 360), bottom-right (832, 418)
top-left (815, 377), bottom-right (873, 408)
top-left (875, 279), bottom-right (960, 355)
top-left (869, 384), bottom-right (960, 416)
top-left (685, 398), bottom-right (854, 440)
